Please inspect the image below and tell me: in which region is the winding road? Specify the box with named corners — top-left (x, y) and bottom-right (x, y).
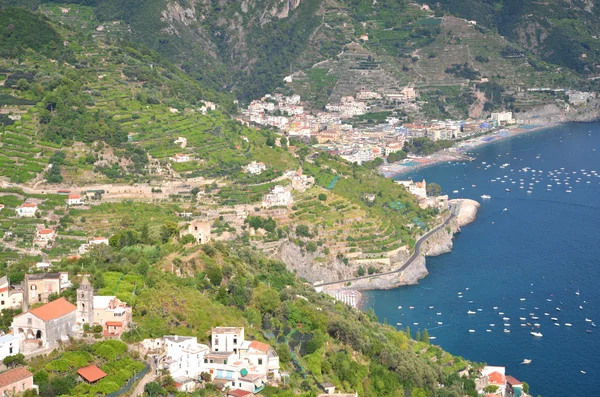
top-left (314, 214), bottom-right (455, 288)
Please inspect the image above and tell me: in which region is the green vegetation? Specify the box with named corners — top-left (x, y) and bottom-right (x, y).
top-left (404, 138), bottom-right (453, 156)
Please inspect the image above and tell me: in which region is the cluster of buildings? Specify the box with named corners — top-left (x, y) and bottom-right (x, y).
top-left (142, 327), bottom-right (279, 394)
top-left (477, 365), bottom-right (528, 397)
top-left (8, 274), bottom-right (132, 354)
top-left (396, 179), bottom-right (449, 210)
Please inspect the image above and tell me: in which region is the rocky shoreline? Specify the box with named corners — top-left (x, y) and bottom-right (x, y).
top-left (322, 198), bottom-right (480, 293)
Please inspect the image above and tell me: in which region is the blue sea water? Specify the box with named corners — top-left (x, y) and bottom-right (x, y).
top-left (363, 122), bottom-right (600, 397)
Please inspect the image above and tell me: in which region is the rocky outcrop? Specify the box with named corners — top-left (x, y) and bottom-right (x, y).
top-left (451, 198), bottom-right (480, 227)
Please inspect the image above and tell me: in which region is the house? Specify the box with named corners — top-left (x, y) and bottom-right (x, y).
top-left (170, 153), bottom-right (190, 163)
top-left (290, 168), bottom-right (315, 192)
top-left (78, 364), bottom-right (107, 384)
top-left (212, 327), bottom-right (244, 354)
top-left (491, 111), bottom-right (513, 124)
top-left (261, 186), bottom-right (292, 208)
top-left (12, 297), bottom-right (77, 348)
top-left (0, 367), bottom-right (36, 396)
top-left (89, 237), bottom-right (109, 246)
top-left (0, 276), bottom-right (23, 311)
top-left (76, 276), bottom-right (132, 335)
top-left (396, 179), bottom-right (427, 198)
top-left (67, 194), bottom-right (82, 206)
top-left (240, 340), bottom-right (280, 378)
top-left (180, 220), bottom-right (212, 244)
top-left (506, 375), bottom-right (524, 397)
top-left (364, 193), bottom-right (376, 202)
top-left (35, 227), bottom-right (56, 246)
top-left (0, 204), bottom-right (4, 211)
top-left (245, 161), bottom-right (267, 175)
top-left (0, 335), bottom-right (19, 361)
top-left (162, 335), bottom-right (209, 381)
top-left (480, 366), bottom-right (506, 396)
top-left (15, 203), bottom-right (38, 218)
top-left (385, 142), bottom-right (404, 156)
top-left (24, 272), bottom-right (68, 306)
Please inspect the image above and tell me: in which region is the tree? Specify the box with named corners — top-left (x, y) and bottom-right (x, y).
top-left (205, 263), bottom-right (223, 286)
top-left (523, 381), bottom-right (530, 394)
top-left (357, 266), bottom-right (365, 277)
top-left (191, 187), bottom-right (200, 196)
top-left (405, 326), bottom-right (411, 339)
top-left (3, 353), bottom-right (25, 368)
top-left (415, 330), bottom-right (421, 342)
top-left (318, 193), bottom-right (327, 201)
top-left (421, 329), bottom-right (430, 344)
top-left (483, 385), bottom-right (499, 393)
top-left (295, 224), bottom-right (311, 237)
top-left (426, 182), bottom-right (441, 197)
top-left (280, 136), bottom-right (288, 149)
top-left (144, 381), bottom-right (166, 397)
top-left (16, 78), bottom-right (29, 91)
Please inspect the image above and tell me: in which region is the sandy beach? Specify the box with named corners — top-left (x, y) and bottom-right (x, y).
top-left (380, 123), bottom-right (557, 178)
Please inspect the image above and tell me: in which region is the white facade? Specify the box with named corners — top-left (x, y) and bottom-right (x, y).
top-left (15, 204), bottom-right (37, 218)
top-left (396, 179), bottom-right (427, 199)
top-left (171, 153), bottom-right (190, 163)
top-left (211, 327), bottom-right (244, 353)
top-left (67, 195), bottom-right (81, 205)
top-left (246, 161), bottom-right (267, 175)
top-left (0, 276), bottom-right (23, 311)
top-left (262, 186), bottom-right (292, 208)
top-left (491, 111), bottom-right (513, 123)
top-left (0, 335), bottom-right (19, 361)
top-left (163, 335), bottom-right (209, 380)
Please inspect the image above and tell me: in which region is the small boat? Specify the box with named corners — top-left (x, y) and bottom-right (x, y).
top-left (581, 370), bottom-right (586, 374)
top-left (532, 316), bottom-right (539, 320)
top-left (499, 312), bottom-right (504, 315)
top-left (490, 324), bottom-right (496, 327)
top-left (522, 359), bottom-right (532, 365)
top-left (409, 306), bottom-right (414, 309)
top-left (398, 306), bottom-right (402, 309)
top-left (534, 323), bottom-right (540, 327)
top-left (586, 330), bottom-right (592, 334)
top-left (413, 322), bottom-right (419, 325)
top-left (530, 332), bottom-right (543, 337)
top-left (486, 329), bottom-right (492, 332)
top-left (551, 317), bottom-right (558, 321)
top-left (437, 322), bottom-right (443, 325)
top-left (467, 310), bottom-right (476, 315)
top-left (520, 298), bottom-right (526, 301)
top-left (397, 322), bottom-right (402, 326)
top-left (547, 299), bottom-right (552, 302)
top-left (503, 317), bottom-right (510, 321)
top-left (544, 313), bottom-right (549, 316)
top-left (505, 188), bottom-right (510, 192)
top-left (504, 323), bottom-right (511, 327)
top-left (556, 308), bottom-right (562, 311)
top-left (520, 317), bottom-right (527, 321)
top-left (504, 329), bottom-right (511, 333)
top-left (436, 312), bottom-right (442, 315)
top-left (565, 323), bottom-right (572, 327)
top-left (477, 308), bottom-right (483, 312)
top-left (481, 195), bottom-right (491, 199)
top-left (453, 190), bottom-right (459, 194)
top-left (429, 336), bottom-right (437, 340)
top-left (586, 318), bottom-right (593, 322)
top-left (429, 306), bottom-right (434, 309)
top-left (555, 323), bottom-right (560, 326)
top-left (580, 306), bottom-right (583, 310)
top-left (493, 306), bottom-right (498, 310)
top-left (469, 330), bottom-right (475, 333)
top-left (592, 323), bottom-right (597, 328)
top-left (521, 324), bottom-right (526, 327)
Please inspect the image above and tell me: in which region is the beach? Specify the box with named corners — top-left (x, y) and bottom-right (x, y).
top-left (380, 123), bottom-right (556, 178)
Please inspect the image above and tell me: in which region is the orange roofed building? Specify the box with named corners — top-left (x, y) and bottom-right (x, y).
top-left (78, 364), bottom-right (107, 383)
top-left (0, 367), bottom-right (36, 396)
top-left (11, 297), bottom-right (77, 349)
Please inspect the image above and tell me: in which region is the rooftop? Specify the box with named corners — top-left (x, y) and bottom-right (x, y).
top-left (249, 340), bottom-right (270, 353)
top-left (27, 297), bottom-right (76, 321)
top-left (27, 272), bottom-right (60, 280)
top-left (227, 390), bottom-right (254, 397)
top-left (212, 327), bottom-right (243, 335)
top-left (506, 375), bottom-right (522, 386)
top-left (0, 367), bottom-right (33, 388)
top-left (77, 364), bottom-right (107, 383)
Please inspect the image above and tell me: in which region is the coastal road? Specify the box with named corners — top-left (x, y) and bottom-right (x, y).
top-left (314, 214), bottom-right (455, 288)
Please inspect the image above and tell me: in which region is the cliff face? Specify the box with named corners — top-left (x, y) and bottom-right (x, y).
top-left (278, 199), bottom-right (481, 291)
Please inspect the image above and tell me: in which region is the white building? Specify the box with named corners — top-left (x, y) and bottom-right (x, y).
top-left (396, 179), bottom-right (427, 199)
top-left (481, 366), bottom-right (506, 396)
top-left (170, 153), bottom-right (191, 163)
top-left (67, 194), bottom-right (82, 206)
top-left (0, 335), bottom-right (19, 361)
top-left (245, 161), bottom-right (267, 175)
top-left (163, 335), bottom-right (209, 382)
top-left (262, 186), bottom-right (292, 208)
top-left (0, 276), bottom-right (23, 311)
top-left (15, 203), bottom-right (38, 218)
top-left (491, 111), bottom-right (513, 123)
top-left (212, 327), bottom-right (244, 354)
top-left (340, 148), bottom-right (374, 165)
top-left (385, 142), bottom-right (405, 156)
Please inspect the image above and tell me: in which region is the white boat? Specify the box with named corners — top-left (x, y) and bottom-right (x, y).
top-left (499, 312), bottom-right (504, 315)
top-left (437, 322), bottom-right (443, 325)
top-left (555, 323), bottom-right (560, 326)
top-left (453, 190), bottom-right (459, 194)
top-left (520, 298), bottom-right (526, 301)
top-left (503, 317), bottom-right (510, 321)
top-left (467, 310), bottom-right (476, 314)
top-left (504, 323), bottom-right (511, 327)
top-left (531, 332), bottom-right (543, 337)
top-left (429, 306), bottom-right (434, 309)
top-left (481, 195), bottom-right (491, 199)
top-left (398, 306), bottom-right (402, 309)
top-left (504, 329), bottom-right (511, 333)
top-left (586, 318), bottom-right (593, 322)
top-left (520, 317), bottom-right (527, 321)
top-left (551, 317), bottom-right (558, 321)
top-left (436, 312), bottom-right (442, 315)
top-left (522, 359), bottom-right (532, 365)
top-left (556, 308), bottom-right (562, 311)
top-left (413, 322), bottom-right (419, 325)
top-left (521, 324), bottom-right (526, 327)
top-left (429, 336), bottom-right (436, 340)
top-left (493, 306), bottom-right (498, 310)
top-left (534, 323), bottom-right (540, 327)
top-left (532, 316), bottom-right (539, 320)
top-left (486, 329), bottom-right (492, 332)
top-left (477, 308), bottom-right (483, 312)
top-left (580, 306), bottom-right (583, 310)
top-left (490, 324), bottom-right (496, 327)
top-left (581, 370), bottom-right (586, 374)
top-left (397, 322), bottom-right (402, 326)
top-left (469, 330), bottom-right (475, 333)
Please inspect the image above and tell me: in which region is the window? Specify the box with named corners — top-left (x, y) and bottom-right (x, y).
top-left (204, 358), bottom-right (208, 363)
top-left (224, 359), bottom-right (227, 365)
top-left (258, 358), bottom-right (263, 365)
top-left (1, 301), bottom-right (4, 305)
top-left (233, 338), bottom-right (237, 344)
top-left (9, 347), bottom-right (12, 354)
top-left (22, 383), bottom-right (25, 391)
top-left (27, 318), bottom-right (32, 325)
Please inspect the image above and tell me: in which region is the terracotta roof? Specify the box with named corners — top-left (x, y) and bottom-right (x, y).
top-left (19, 203), bottom-right (37, 208)
top-left (0, 287), bottom-right (8, 293)
top-left (0, 367), bottom-right (33, 388)
top-left (28, 297), bottom-right (76, 321)
top-left (39, 229), bottom-right (54, 235)
top-left (227, 389), bottom-right (254, 397)
top-left (68, 194), bottom-right (81, 199)
top-left (249, 340), bottom-right (270, 353)
top-left (77, 364), bottom-right (107, 383)
top-left (488, 371), bottom-right (506, 385)
top-left (105, 321), bottom-right (122, 327)
top-left (506, 375), bottom-right (522, 386)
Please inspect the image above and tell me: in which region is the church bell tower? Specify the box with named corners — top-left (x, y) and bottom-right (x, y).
top-left (77, 275), bottom-right (94, 325)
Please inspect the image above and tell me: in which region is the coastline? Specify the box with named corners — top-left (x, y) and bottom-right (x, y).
top-left (380, 123), bottom-right (558, 178)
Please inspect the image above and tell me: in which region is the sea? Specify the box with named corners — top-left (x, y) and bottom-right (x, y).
top-left (363, 122), bottom-right (600, 397)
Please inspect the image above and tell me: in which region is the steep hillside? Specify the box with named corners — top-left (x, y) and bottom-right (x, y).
top-left (417, 0), bottom-right (600, 75)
